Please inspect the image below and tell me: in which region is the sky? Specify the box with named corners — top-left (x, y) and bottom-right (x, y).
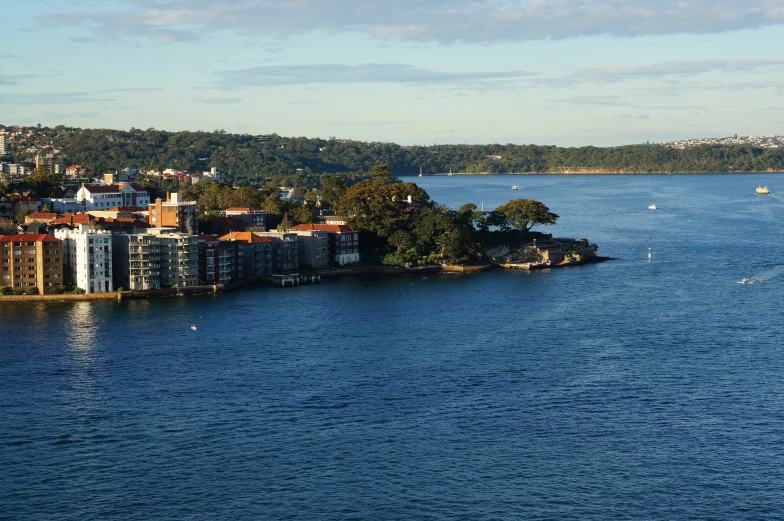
top-left (2, 0), bottom-right (784, 146)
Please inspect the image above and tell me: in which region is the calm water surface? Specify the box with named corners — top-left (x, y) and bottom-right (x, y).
top-left (2, 174), bottom-right (784, 520)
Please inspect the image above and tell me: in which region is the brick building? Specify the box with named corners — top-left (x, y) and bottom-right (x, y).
top-left (0, 234), bottom-right (64, 294)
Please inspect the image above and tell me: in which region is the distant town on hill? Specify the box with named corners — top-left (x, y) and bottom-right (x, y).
top-left (2, 124), bottom-right (784, 187)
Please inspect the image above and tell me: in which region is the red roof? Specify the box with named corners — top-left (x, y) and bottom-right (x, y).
top-left (197, 233), bottom-right (219, 243)
top-left (219, 231), bottom-right (272, 244)
top-left (290, 224), bottom-right (358, 233)
top-left (223, 207), bottom-right (257, 212)
top-left (50, 213), bottom-right (93, 226)
top-left (27, 212), bottom-right (58, 219)
top-left (0, 234), bottom-right (61, 243)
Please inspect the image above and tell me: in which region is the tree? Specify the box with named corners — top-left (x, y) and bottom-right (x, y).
top-left (40, 203), bottom-right (53, 213)
top-left (290, 204), bottom-right (313, 224)
top-left (335, 179), bottom-right (429, 237)
top-left (320, 174), bottom-right (347, 204)
top-left (491, 198), bottom-right (558, 232)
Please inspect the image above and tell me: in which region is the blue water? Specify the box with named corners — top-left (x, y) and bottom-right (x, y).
top-left (3, 174), bottom-right (784, 520)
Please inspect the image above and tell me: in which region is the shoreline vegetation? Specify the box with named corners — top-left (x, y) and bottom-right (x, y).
top-left (3, 125), bottom-right (784, 192)
top-left (0, 255), bottom-right (613, 303)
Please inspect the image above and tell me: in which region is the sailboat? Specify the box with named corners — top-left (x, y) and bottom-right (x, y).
top-left (419, 167), bottom-right (422, 177)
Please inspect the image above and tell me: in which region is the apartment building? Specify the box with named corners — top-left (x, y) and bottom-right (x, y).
top-left (219, 231), bottom-right (273, 279)
top-left (289, 224), bottom-right (360, 265)
top-left (0, 234), bottom-right (63, 294)
top-left (220, 208), bottom-right (266, 230)
top-left (54, 225), bottom-right (113, 293)
top-left (197, 234), bottom-right (233, 285)
top-left (148, 192), bottom-right (198, 234)
top-left (287, 228), bottom-right (330, 269)
top-left (150, 230), bottom-right (199, 288)
top-left (112, 234), bottom-right (162, 290)
top-left (253, 231), bottom-right (299, 273)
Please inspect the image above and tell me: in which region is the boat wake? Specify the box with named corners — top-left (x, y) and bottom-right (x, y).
top-left (738, 265), bottom-right (784, 285)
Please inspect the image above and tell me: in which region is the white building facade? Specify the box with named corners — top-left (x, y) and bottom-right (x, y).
top-left (76, 183), bottom-right (151, 210)
top-left (54, 224), bottom-right (113, 293)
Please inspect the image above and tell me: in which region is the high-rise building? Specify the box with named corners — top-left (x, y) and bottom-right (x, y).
top-left (148, 192), bottom-right (198, 234)
top-left (112, 234), bottom-right (162, 291)
top-left (0, 130), bottom-right (8, 156)
top-left (0, 234), bottom-right (64, 294)
top-left (150, 230), bottom-right (199, 288)
top-left (54, 224), bottom-right (113, 294)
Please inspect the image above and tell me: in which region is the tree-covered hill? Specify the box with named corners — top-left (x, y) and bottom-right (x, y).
top-left (3, 124), bottom-right (784, 187)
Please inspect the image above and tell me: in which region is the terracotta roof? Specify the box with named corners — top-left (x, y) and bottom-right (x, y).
top-left (223, 207), bottom-right (254, 212)
top-left (290, 224), bottom-right (358, 233)
top-left (50, 213), bottom-right (93, 226)
top-left (27, 212), bottom-right (58, 219)
top-left (219, 231), bottom-right (272, 244)
top-left (0, 233), bottom-right (61, 243)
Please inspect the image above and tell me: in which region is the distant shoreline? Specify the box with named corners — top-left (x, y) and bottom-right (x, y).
top-left (409, 171), bottom-right (784, 176)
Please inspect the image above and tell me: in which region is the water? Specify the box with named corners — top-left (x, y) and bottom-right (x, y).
top-left (3, 174), bottom-right (784, 520)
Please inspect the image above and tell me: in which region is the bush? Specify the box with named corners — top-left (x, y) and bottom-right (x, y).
top-left (49, 286), bottom-right (65, 294)
top-left (0, 287), bottom-right (13, 296)
top-left (72, 287), bottom-right (85, 294)
top-left (26, 286), bottom-right (39, 295)
top-left (12, 289), bottom-right (24, 295)
top-left (116, 287), bottom-right (124, 292)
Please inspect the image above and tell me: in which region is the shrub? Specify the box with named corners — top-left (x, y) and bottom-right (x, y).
top-left (49, 286), bottom-right (65, 294)
top-left (26, 286), bottom-right (39, 295)
top-left (72, 287), bottom-right (86, 294)
top-left (12, 289), bottom-right (24, 295)
top-left (0, 287), bottom-right (13, 296)
top-left (116, 287), bottom-right (124, 292)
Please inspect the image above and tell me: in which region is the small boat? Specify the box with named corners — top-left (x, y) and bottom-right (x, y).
top-left (648, 204), bottom-right (658, 210)
top-left (190, 325), bottom-right (197, 330)
top-left (738, 278), bottom-right (752, 285)
top-left (511, 185), bottom-right (518, 191)
top-left (756, 185), bottom-right (770, 195)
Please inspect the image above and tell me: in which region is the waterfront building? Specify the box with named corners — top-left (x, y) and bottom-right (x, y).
top-left (76, 183), bottom-right (151, 210)
top-left (148, 192), bottom-right (198, 234)
top-left (0, 233), bottom-right (63, 294)
top-left (54, 224), bottom-right (113, 293)
top-left (149, 229), bottom-right (199, 288)
top-left (289, 224), bottom-right (360, 265)
top-left (219, 231), bottom-right (273, 279)
top-left (253, 231), bottom-right (299, 273)
top-left (287, 228), bottom-right (330, 269)
top-left (220, 207), bottom-right (266, 230)
top-left (112, 234), bottom-right (162, 291)
top-left (197, 234), bottom-right (233, 285)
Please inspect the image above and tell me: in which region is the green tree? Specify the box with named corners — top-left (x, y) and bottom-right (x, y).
top-left (40, 203), bottom-right (53, 213)
top-left (491, 198), bottom-right (559, 232)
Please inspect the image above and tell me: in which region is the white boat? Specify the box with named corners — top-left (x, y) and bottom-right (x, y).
top-left (738, 278), bottom-right (752, 285)
top-left (756, 185), bottom-right (770, 195)
top-left (648, 204), bottom-right (658, 210)
top-left (511, 185), bottom-right (518, 191)
top-left (190, 325), bottom-right (197, 330)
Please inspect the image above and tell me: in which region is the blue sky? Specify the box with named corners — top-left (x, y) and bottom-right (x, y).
top-left (2, 0), bottom-right (784, 146)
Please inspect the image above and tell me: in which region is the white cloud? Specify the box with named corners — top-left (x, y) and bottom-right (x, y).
top-left (35, 0), bottom-right (784, 44)
top-left (213, 63), bottom-right (533, 89)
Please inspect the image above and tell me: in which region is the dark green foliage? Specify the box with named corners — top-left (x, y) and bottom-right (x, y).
top-left (26, 286), bottom-right (38, 295)
top-left (5, 126), bottom-right (783, 190)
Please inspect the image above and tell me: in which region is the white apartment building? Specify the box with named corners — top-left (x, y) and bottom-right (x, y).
top-left (54, 224), bottom-right (113, 293)
top-left (0, 130), bottom-right (8, 156)
top-left (76, 183), bottom-right (151, 210)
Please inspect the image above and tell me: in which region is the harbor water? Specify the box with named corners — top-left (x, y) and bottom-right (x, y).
top-left (2, 174), bottom-right (784, 520)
